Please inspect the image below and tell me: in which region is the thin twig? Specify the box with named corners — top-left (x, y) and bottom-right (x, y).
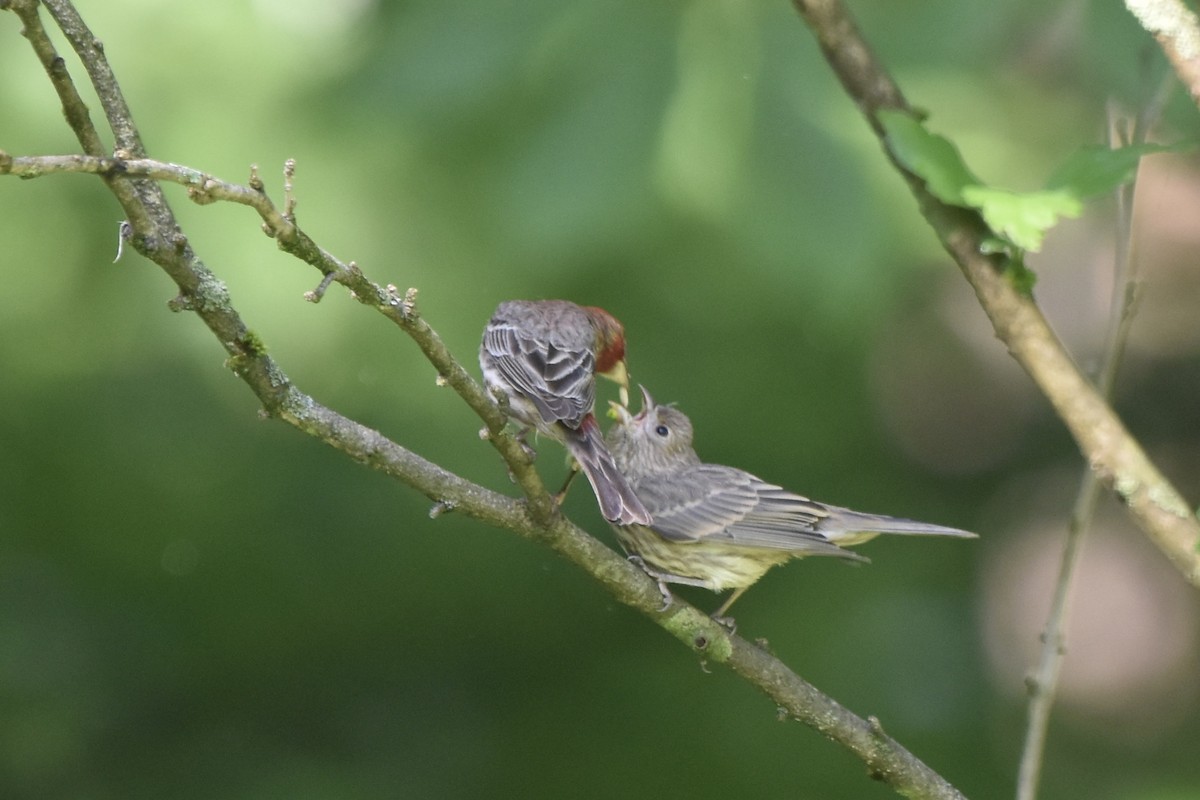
top-left (792, 0), bottom-right (1200, 588)
top-left (1014, 80), bottom-right (1168, 800)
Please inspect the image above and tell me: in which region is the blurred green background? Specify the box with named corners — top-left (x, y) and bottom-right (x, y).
top-left (3, 1), bottom-right (1200, 798)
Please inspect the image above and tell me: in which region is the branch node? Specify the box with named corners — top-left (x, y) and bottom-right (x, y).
top-left (248, 163), bottom-right (264, 192)
top-left (283, 157), bottom-right (297, 219)
top-left (429, 500), bottom-right (456, 519)
top-left (435, 374), bottom-right (448, 387)
top-left (867, 715), bottom-right (887, 739)
top-left (187, 178), bottom-right (220, 205)
top-left (305, 271), bottom-right (337, 303)
top-left (167, 293), bottom-right (194, 313)
top-left (385, 284), bottom-right (419, 319)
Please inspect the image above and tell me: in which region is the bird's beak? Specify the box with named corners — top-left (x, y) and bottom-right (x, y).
top-left (637, 384), bottom-right (655, 413)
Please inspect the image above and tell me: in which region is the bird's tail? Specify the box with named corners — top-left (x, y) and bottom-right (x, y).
top-left (820, 508), bottom-right (977, 548)
top-left (565, 416), bottom-right (652, 526)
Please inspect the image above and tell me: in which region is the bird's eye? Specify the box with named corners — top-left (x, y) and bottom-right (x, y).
top-left (654, 425), bottom-right (669, 437)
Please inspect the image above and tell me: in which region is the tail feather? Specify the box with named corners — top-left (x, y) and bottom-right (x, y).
top-left (566, 417), bottom-right (652, 526)
top-left (820, 509), bottom-right (977, 548)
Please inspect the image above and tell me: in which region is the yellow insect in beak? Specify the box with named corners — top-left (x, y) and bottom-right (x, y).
top-left (607, 399), bottom-right (632, 424)
top-left (604, 359), bottom-right (630, 408)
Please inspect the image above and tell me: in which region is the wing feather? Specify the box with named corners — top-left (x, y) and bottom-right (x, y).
top-left (634, 464), bottom-right (857, 558)
top-left (483, 322), bottom-right (595, 427)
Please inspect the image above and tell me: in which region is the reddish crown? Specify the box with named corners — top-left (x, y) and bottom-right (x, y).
top-left (582, 306), bottom-right (627, 373)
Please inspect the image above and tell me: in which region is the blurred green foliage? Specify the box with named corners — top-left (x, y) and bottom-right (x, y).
top-left (3, 1), bottom-right (1200, 799)
top-left (881, 109), bottom-right (1192, 251)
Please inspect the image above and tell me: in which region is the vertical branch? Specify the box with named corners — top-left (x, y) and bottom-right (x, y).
top-left (1015, 80), bottom-right (1170, 800)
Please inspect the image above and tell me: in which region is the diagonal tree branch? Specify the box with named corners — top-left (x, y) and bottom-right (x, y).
top-left (1, 1), bottom-right (969, 797)
top-left (791, 0), bottom-right (1200, 589)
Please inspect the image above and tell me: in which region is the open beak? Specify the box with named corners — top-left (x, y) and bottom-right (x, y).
top-left (608, 384), bottom-right (655, 424)
top-left (637, 384), bottom-right (655, 413)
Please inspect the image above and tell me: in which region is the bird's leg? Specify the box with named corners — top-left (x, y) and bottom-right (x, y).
top-left (486, 426), bottom-right (538, 485)
top-left (480, 388), bottom-right (537, 462)
top-left (626, 555), bottom-right (674, 611)
top-left (511, 426), bottom-right (538, 462)
top-left (552, 463), bottom-right (580, 506)
top-left (709, 587), bottom-right (748, 633)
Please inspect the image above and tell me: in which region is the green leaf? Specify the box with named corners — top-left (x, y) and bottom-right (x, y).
top-left (881, 110), bottom-right (1196, 254)
top-left (1045, 142), bottom-right (1193, 198)
top-left (879, 109), bottom-right (981, 205)
top-left (960, 186), bottom-right (1081, 252)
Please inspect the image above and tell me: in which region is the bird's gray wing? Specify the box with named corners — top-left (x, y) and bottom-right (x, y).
top-left (635, 464), bottom-right (861, 559)
top-left (483, 322), bottom-right (595, 427)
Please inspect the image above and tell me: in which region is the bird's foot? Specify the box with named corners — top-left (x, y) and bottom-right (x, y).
top-left (627, 555), bottom-right (674, 611)
top-left (512, 427), bottom-right (537, 462)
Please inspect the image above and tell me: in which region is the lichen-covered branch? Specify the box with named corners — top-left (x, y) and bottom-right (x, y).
top-left (0, 1), bottom-right (968, 797)
top-left (792, 0), bottom-right (1200, 588)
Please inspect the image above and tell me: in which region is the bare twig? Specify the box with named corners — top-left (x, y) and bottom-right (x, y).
top-left (792, 0), bottom-right (1200, 588)
top-left (1, 2), bottom-right (969, 797)
top-left (1014, 84), bottom-right (1169, 800)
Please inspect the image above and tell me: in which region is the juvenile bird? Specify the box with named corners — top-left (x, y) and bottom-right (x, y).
top-left (480, 300), bottom-right (651, 525)
top-left (607, 387), bottom-right (976, 618)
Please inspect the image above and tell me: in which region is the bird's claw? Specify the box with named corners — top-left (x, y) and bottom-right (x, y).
top-left (627, 555), bottom-right (674, 611)
top-left (511, 427), bottom-right (537, 462)
top-left (710, 614), bottom-right (738, 635)
top-left (654, 581), bottom-right (674, 612)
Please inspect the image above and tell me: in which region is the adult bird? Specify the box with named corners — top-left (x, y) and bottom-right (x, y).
top-left (480, 300), bottom-right (651, 525)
